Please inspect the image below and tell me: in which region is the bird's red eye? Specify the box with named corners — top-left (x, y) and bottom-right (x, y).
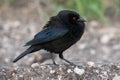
top-left (72, 16), bottom-right (77, 21)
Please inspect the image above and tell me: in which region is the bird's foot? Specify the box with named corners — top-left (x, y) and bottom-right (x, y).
top-left (53, 62), bottom-right (59, 66)
top-left (62, 58), bottom-right (78, 67)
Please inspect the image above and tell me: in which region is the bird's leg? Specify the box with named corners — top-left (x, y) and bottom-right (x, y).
top-left (59, 53), bottom-right (76, 66)
top-left (50, 53), bottom-right (57, 65)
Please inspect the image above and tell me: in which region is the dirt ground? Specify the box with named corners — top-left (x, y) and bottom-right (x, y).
top-left (0, 1), bottom-right (120, 80)
top-left (0, 3), bottom-right (120, 66)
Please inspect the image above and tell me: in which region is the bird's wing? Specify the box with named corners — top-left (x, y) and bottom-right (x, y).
top-left (25, 26), bottom-right (68, 46)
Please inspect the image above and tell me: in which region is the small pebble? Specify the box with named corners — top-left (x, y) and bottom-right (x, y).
top-left (19, 75), bottom-right (23, 78)
top-left (9, 68), bottom-right (17, 74)
top-left (74, 67), bottom-right (85, 75)
top-left (50, 70), bottom-right (55, 74)
top-left (113, 75), bottom-right (120, 80)
top-left (87, 61), bottom-right (95, 67)
top-left (67, 69), bottom-right (73, 73)
top-left (31, 63), bottom-right (39, 68)
top-left (100, 34), bottom-right (111, 44)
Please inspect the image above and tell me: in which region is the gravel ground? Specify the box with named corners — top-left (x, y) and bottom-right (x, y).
top-left (1, 63), bottom-right (120, 80)
top-left (0, 3), bottom-right (120, 80)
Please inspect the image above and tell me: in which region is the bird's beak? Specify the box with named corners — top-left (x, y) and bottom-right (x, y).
top-left (77, 17), bottom-right (86, 22)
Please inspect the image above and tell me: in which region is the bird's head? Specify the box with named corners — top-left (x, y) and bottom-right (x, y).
top-left (57, 10), bottom-right (86, 25)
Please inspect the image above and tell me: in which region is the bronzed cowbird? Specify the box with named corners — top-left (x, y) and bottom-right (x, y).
top-left (13, 10), bottom-right (86, 65)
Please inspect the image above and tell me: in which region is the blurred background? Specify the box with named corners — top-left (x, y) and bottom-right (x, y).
top-left (0, 0), bottom-right (120, 67)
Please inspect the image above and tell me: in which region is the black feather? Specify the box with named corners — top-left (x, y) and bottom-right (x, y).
top-left (25, 26), bottom-right (68, 46)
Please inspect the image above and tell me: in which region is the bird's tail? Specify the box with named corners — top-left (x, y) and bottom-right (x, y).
top-left (13, 46), bottom-right (39, 63)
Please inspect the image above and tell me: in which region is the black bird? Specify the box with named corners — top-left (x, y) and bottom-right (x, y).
top-left (13, 10), bottom-right (86, 65)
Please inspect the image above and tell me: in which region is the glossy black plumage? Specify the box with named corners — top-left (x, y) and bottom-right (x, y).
top-left (25, 26), bottom-right (68, 46)
top-left (13, 10), bottom-right (86, 65)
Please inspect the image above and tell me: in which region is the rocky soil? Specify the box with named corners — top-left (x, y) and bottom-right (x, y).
top-left (0, 1), bottom-right (120, 79)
